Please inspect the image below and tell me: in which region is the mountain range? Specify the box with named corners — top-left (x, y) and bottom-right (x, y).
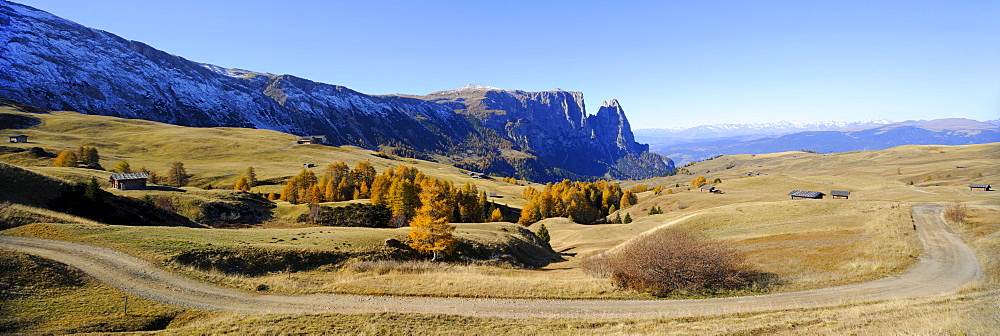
top-left (649, 118), bottom-right (1000, 165)
top-left (0, 1), bottom-right (671, 182)
top-left (634, 120), bottom-right (895, 140)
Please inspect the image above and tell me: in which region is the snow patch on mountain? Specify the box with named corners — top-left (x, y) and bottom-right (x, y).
top-left (635, 119), bottom-right (895, 139)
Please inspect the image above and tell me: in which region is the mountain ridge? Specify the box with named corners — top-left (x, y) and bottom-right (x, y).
top-left (0, 1), bottom-right (671, 182)
top-left (649, 118), bottom-right (1000, 164)
top-left (635, 119), bottom-right (895, 140)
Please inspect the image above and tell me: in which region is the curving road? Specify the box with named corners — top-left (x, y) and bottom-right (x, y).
top-left (0, 204), bottom-right (980, 319)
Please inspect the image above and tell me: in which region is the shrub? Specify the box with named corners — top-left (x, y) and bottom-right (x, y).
top-left (629, 184), bottom-right (649, 193)
top-left (170, 247), bottom-right (348, 276)
top-left (585, 229), bottom-right (762, 296)
top-left (579, 252), bottom-right (613, 277)
top-left (298, 203), bottom-right (392, 228)
top-left (944, 203), bottom-right (967, 224)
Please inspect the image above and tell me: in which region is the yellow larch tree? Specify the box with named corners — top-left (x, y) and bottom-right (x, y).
top-left (407, 178), bottom-right (457, 260)
top-left (233, 176), bottom-right (251, 191)
top-left (690, 176), bottom-right (708, 187)
top-left (52, 150), bottom-right (78, 167)
top-left (489, 208), bottom-right (504, 222)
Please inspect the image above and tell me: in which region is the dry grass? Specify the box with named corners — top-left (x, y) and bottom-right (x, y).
top-left (106, 291), bottom-right (996, 335)
top-left (952, 202), bottom-right (1000, 290)
top-left (0, 107), bottom-right (530, 207)
top-left (0, 249), bottom-right (194, 334)
top-left (679, 201), bottom-right (920, 291)
top-left (0, 202), bottom-right (102, 229)
top-left (3, 106), bottom-right (999, 332)
top-left (543, 200), bottom-right (921, 293)
top-left (4, 246), bottom-right (997, 335)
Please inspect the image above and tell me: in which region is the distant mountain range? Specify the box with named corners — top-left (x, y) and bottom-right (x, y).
top-left (635, 120), bottom-right (895, 140)
top-left (647, 118), bottom-right (1000, 164)
top-left (0, 1), bottom-right (671, 182)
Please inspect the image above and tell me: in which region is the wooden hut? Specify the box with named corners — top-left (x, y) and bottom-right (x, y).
top-left (296, 135), bottom-right (328, 145)
top-left (699, 185), bottom-right (716, 192)
top-left (788, 190), bottom-right (824, 199)
top-left (109, 172), bottom-right (150, 190)
top-left (969, 184), bottom-right (992, 191)
top-left (831, 190), bottom-right (851, 199)
top-left (7, 135), bottom-right (27, 143)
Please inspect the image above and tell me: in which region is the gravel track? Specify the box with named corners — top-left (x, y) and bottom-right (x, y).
top-left (0, 204), bottom-right (979, 319)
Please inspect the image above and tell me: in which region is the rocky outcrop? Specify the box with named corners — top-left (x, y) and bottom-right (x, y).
top-left (415, 87), bottom-right (669, 178)
top-left (0, 1), bottom-right (672, 181)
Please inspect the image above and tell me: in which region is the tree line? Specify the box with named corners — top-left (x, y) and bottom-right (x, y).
top-left (518, 180), bottom-right (637, 225)
top-left (277, 163), bottom-right (504, 226)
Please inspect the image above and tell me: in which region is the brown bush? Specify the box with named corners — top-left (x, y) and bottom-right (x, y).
top-left (585, 229), bottom-right (764, 296)
top-left (579, 252), bottom-right (613, 278)
top-left (944, 203), bottom-right (967, 224)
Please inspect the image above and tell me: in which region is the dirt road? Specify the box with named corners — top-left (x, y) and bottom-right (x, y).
top-left (0, 204), bottom-right (980, 319)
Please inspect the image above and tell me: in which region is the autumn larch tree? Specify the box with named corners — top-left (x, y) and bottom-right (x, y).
top-left (620, 190), bottom-right (638, 209)
top-left (82, 147), bottom-right (100, 168)
top-left (690, 176), bottom-right (708, 187)
top-left (386, 178), bottom-right (419, 222)
top-left (234, 176), bottom-right (251, 191)
top-left (489, 208), bottom-right (504, 222)
top-left (52, 150), bottom-right (78, 167)
top-left (74, 146), bottom-right (100, 169)
top-left (407, 178), bottom-right (458, 260)
top-left (167, 161), bottom-right (188, 187)
top-left (113, 159), bottom-right (132, 173)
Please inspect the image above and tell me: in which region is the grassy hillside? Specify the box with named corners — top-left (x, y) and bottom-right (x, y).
top-left (1, 102), bottom-right (998, 333)
top-left (0, 163), bottom-right (197, 228)
top-left (0, 105), bottom-right (533, 208)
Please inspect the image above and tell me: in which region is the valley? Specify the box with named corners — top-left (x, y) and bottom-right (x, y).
top-left (0, 2), bottom-right (997, 333)
top-left (2, 102), bottom-right (998, 334)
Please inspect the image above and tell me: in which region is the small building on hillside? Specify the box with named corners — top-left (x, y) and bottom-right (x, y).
top-left (699, 185), bottom-right (716, 192)
top-left (489, 193), bottom-right (500, 198)
top-left (303, 163), bottom-right (316, 168)
top-left (956, 165), bottom-right (967, 169)
top-left (788, 190), bottom-right (824, 199)
top-left (109, 172), bottom-right (150, 190)
top-left (831, 190), bottom-right (851, 199)
top-left (297, 135), bottom-right (328, 145)
top-left (969, 184), bottom-right (992, 191)
top-left (7, 135), bottom-right (27, 143)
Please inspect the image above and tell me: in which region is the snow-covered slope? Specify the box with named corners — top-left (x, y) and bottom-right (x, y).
top-left (635, 120), bottom-right (895, 140)
top-left (0, 1), bottom-right (670, 181)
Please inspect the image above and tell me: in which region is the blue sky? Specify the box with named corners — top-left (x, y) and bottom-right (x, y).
top-left (18, 0), bottom-right (1000, 128)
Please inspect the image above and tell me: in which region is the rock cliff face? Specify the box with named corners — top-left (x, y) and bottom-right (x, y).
top-left (415, 88), bottom-right (664, 177)
top-left (0, 1), bottom-right (672, 181)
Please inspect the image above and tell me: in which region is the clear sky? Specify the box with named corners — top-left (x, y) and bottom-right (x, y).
top-left (16, 0), bottom-right (1000, 128)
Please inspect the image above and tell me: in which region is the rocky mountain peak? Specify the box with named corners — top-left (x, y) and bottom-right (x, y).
top-left (0, 0), bottom-right (673, 181)
top-left (456, 84), bottom-right (501, 92)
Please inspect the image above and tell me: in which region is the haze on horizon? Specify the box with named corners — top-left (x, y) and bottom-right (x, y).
top-left (16, 0), bottom-right (1000, 128)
